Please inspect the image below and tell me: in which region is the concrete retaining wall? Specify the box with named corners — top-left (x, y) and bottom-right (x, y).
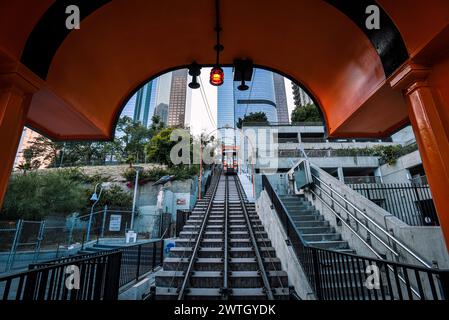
top-left (256, 190), bottom-right (315, 299)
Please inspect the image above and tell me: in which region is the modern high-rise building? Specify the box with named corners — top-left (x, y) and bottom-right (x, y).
top-left (217, 68), bottom-right (236, 146)
top-left (167, 69), bottom-right (189, 127)
top-left (233, 68), bottom-right (278, 124)
top-left (119, 69), bottom-right (190, 129)
top-left (217, 68), bottom-right (288, 138)
top-left (133, 81), bottom-right (158, 127)
top-left (154, 103), bottom-right (169, 125)
top-left (217, 68), bottom-right (288, 128)
top-left (120, 80), bottom-right (158, 128)
top-left (292, 83), bottom-right (313, 107)
top-left (273, 73), bottom-right (289, 124)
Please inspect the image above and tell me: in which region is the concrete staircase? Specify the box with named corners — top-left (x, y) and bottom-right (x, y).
top-left (279, 194), bottom-right (353, 253)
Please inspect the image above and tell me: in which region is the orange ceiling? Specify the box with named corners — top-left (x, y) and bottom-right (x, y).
top-left (0, 0), bottom-right (448, 140)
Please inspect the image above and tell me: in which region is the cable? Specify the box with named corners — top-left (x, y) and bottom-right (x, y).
top-left (198, 76), bottom-right (217, 128)
top-left (243, 69), bottom-right (256, 117)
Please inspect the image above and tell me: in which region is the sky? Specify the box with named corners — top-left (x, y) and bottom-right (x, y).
top-left (188, 68), bottom-right (296, 137)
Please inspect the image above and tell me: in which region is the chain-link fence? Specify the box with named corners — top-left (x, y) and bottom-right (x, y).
top-left (0, 220), bottom-right (67, 273)
top-left (0, 206), bottom-right (172, 274)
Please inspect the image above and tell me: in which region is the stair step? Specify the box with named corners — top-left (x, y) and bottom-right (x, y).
top-left (308, 240), bottom-right (350, 250)
top-left (302, 233), bottom-right (342, 242)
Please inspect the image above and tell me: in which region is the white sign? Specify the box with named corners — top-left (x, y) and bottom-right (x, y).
top-left (109, 214), bottom-right (122, 231)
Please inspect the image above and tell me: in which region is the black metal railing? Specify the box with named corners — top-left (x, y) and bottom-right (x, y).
top-left (29, 239), bottom-right (165, 291)
top-left (118, 240), bottom-right (164, 288)
top-left (344, 176), bottom-right (381, 184)
top-left (0, 250), bottom-right (121, 300)
top-left (262, 175), bottom-right (449, 300)
top-left (348, 183), bottom-right (439, 226)
top-left (175, 210), bottom-right (191, 237)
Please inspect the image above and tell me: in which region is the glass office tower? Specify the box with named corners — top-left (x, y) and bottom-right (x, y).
top-left (273, 73), bottom-right (289, 124)
top-left (217, 68), bottom-right (236, 146)
top-left (119, 69), bottom-right (190, 129)
top-left (233, 68), bottom-right (278, 124)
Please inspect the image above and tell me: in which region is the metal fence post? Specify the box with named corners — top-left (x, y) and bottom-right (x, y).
top-left (33, 220), bottom-right (46, 263)
top-left (151, 242), bottom-right (157, 270)
top-left (311, 249), bottom-right (323, 300)
top-left (101, 205), bottom-right (108, 238)
top-left (160, 239), bottom-right (164, 266)
top-left (439, 271), bottom-right (449, 300)
top-left (136, 244), bottom-right (142, 281)
top-left (6, 219), bottom-right (23, 272)
top-left (103, 251), bottom-right (122, 300)
top-left (68, 218), bottom-right (75, 245)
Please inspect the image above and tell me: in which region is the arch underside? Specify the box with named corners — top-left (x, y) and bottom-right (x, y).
top-left (1, 0), bottom-right (448, 141)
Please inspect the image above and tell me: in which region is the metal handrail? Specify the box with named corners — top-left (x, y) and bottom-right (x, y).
top-left (312, 174), bottom-right (432, 269)
top-left (309, 189), bottom-right (384, 260)
top-left (262, 175), bottom-right (449, 300)
top-left (310, 188), bottom-right (422, 299)
top-left (313, 184), bottom-right (400, 257)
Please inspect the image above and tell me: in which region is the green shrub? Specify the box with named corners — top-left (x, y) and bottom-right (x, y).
top-left (291, 104), bottom-right (322, 123)
top-left (1, 170), bottom-right (87, 220)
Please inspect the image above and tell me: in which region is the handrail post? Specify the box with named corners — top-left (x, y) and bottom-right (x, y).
top-left (160, 239), bottom-right (164, 266)
top-left (439, 272), bottom-right (449, 300)
top-left (136, 244), bottom-right (142, 281)
top-left (311, 249), bottom-right (323, 300)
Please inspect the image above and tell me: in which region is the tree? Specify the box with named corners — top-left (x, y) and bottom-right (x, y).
top-left (1, 170), bottom-right (87, 220)
top-left (236, 112), bottom-right (268, 129)
top-left (116, 116), bottom-right (152, 163)
top-left (22, 135), bottom-right (62, 168)
top-left (146, 127), bottom-right (177, 166)
top-left (16, 148), bottom-right (41, 174)
top-left (149, 115), bottom-right (165, 136)
top-left (20, 117), bottom-right (152, 168)
top-left (291, 103), bottom-right (322, 123)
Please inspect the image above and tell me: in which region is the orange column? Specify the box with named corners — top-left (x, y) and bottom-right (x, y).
top-left (391, 63), bottom-right (449, 249)
top-left (0, 74), bottom-right (35, 206)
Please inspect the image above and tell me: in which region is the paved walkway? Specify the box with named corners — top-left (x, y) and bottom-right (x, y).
top-left (238, 174), bottom-right (255, 202)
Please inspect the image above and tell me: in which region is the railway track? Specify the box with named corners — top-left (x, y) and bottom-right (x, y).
top-left (155, 172), bottom-right (290, 300)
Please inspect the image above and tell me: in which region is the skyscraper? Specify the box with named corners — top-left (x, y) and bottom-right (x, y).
top-left (154, 103), bottom-right (169, 125)
top-left (167, 69), bottom-right (188, 127)
top-left (217, 68), bottom-right (236, 146)
top-left (133, 81), bottom-right (158, 127)
top-left (273, 73), bottom-right (289, 124)
top-left (233, 68), bottom-right (278, 124)
top-left (119, 69), bottom-right (190, 129)
top-left (217, 68), bottom-right (288, 130)
top-left (292, 83), bottom-right (313, 107)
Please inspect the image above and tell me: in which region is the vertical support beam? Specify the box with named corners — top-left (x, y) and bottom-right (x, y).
top-left (391, 63), bottom-right (449, 248)
top-left (337, 167), bottom-right (344, 183)
top-left (0, 72), bottom-right (36, 207)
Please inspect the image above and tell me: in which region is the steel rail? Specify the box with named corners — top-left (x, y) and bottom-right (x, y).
top-left (312, 174), bottom-right (432, 269)
top-left (166, 172), bottom-right (220, 292)
top-left (234, 175), bottom-right (287, 293)
top-left (233, 175), bottom-right (274, 300)
top-left (222, 174), bottom-right (229, 299)
top-left (177, 173), bottom-right (221, 300)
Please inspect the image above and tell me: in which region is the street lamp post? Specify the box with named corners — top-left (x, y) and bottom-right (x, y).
top-left (130, 166), bottom-right (143, 231)
top-left (86, 183), bottom-right (103, 242)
